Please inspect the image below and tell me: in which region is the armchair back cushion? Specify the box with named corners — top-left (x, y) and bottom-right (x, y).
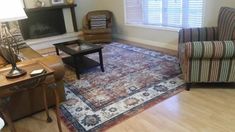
top-left (218, 7), bottom-right (235, 40)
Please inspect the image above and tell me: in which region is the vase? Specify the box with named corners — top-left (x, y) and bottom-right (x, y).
top-left (35, 0), bottom-right (45, 7)
top-left (66, 0), bottom-right (74, 4)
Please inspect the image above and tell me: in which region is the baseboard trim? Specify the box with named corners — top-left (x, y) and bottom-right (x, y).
top-left (113, 34), bottom-right (177, 51)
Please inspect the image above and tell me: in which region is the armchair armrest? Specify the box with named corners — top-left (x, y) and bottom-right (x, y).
top-left (185, 41), bottom-right (235, 59)
top-left (82, 16), bottom-right (89, 30)
top-left (179, 27), bottom-right (218, 43)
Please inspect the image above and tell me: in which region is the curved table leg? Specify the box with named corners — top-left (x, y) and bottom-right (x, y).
top-left (53, 88), bottom-right (62, 132)
top-left (42, 85), bottom-right (52, 123)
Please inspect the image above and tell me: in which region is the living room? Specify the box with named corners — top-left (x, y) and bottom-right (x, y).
top-left (0, 0), bottom-right (235, 132)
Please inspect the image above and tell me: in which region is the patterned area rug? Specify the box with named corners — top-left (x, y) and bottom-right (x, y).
top-left (40, 42), bottom-right (185, 132)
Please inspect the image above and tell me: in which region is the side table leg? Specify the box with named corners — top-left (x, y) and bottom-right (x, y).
top-left (53, 88), bottom-right (62, 132)
top-left (42, 86), bottom-right (52, 123)
top-left (99, 50), bottom-right (105, 72)
top-left (1, 109), bottom-right (16, 132)
top-left (0, 97), bottom-right (16, 132)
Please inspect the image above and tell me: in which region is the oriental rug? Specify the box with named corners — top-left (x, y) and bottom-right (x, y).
top-left (39, 42), bottom-right (185, 132)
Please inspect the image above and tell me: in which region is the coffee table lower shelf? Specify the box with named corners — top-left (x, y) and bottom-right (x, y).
top-left (62, 56), bottom-right (103, 78)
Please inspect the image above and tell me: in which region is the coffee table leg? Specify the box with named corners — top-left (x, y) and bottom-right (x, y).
top-left (99, 50), bottom-right (104, 72)
top-left (73, 56), bottom-right (80, 79)
top-left (55, 47), bottom-right (60, 55)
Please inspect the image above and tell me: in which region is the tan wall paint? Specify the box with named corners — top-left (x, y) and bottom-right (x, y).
top-left (204, 0), bottom-right (235, 26)
top-left (74, 0), bottom-right (102, 29)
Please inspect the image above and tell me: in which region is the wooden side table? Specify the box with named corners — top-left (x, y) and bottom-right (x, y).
top-left (0, 61), bottom-right (62, 132)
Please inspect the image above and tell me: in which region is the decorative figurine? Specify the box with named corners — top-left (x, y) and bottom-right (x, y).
top-left (35, 0), bottom-right (45, 7)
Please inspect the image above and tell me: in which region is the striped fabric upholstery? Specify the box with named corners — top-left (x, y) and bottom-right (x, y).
top-left (179, 40), bottom-right (235, 82)
top-left (179, 27), bottom-right (218, 43)
top-left (185, 41), bottom-right (235, 59)
top-left (188, 59), bottom-right (235, 82)
top-left (218, 7), bottom-right (235, 40)
top-left (178, 27), bottom-right (218, 77)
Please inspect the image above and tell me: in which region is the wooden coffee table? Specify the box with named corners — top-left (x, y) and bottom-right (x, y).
top-left (54, 39), bottom-right (105, 79)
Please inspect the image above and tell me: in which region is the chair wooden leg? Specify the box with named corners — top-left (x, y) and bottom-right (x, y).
top-left (53, 88), bottom-right (62, 132)
top-left (42, 86), bottom-right (52, 123)
top-left (186, 83), bottom-right (191, 91)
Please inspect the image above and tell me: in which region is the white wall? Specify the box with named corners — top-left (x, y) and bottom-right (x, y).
top-left (204, 0), bottom-right (235, 26)
top-left (74, 0), bottom-right (102, 29)
top-left (91, 0), bottom-right (235, 50)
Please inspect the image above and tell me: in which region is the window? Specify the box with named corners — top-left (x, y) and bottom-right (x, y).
top-left (125, 0), bottom-right (204, 28)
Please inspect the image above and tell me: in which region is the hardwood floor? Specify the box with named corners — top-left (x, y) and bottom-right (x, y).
top-left (107, 87), bottom-right (235, 132)
top-left (2, 110), bottom-right (69, 132)
top-left (2, 87), bottom-right (235, 132)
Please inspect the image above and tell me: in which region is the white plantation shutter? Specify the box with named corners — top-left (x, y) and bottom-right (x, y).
top-left (125, 0), bottom-right (143, 24)
top-left (143, 0), bottom-right (162, 25)
top-left (125, 0), bottom-right (204, 28)
top-left (186, 0), bottom-right (203, 27)
top-left (165, 0), bottom-right (183, 27)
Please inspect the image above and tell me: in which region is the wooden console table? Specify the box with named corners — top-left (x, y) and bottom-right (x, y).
top-left (0, 61), bottom-right (62, 132)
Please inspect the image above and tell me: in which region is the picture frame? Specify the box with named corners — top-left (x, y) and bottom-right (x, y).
top-left (51, 0), bottom-right (64, 5)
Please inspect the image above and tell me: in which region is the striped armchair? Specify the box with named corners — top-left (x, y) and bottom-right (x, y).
top-left (178, 7), bottom-right (235, 90)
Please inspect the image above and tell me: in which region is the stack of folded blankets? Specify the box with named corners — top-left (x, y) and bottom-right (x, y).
top-left (90, 15), bottom-right (107, 29)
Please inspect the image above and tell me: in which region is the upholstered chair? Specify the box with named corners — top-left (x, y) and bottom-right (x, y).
top-left (82, 10), bottom-right (113, 43)
top-left (178, 7), bottom-right (235, 90)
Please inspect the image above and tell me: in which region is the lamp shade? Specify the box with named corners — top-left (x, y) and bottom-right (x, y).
top-left (0, 0), bottom-right (27, 22)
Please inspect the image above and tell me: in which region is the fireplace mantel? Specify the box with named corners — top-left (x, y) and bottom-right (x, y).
top-left (25, 4), bottom-right (77, 13)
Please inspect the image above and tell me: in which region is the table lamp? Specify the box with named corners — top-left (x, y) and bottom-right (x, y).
top-left (0, 0), bottom-right (28, 78)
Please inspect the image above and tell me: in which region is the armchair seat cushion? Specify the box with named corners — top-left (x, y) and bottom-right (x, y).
top-left (185, 41), bottom-right (235, 59)
top-left (83, 28), bottom-right (112, 35)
